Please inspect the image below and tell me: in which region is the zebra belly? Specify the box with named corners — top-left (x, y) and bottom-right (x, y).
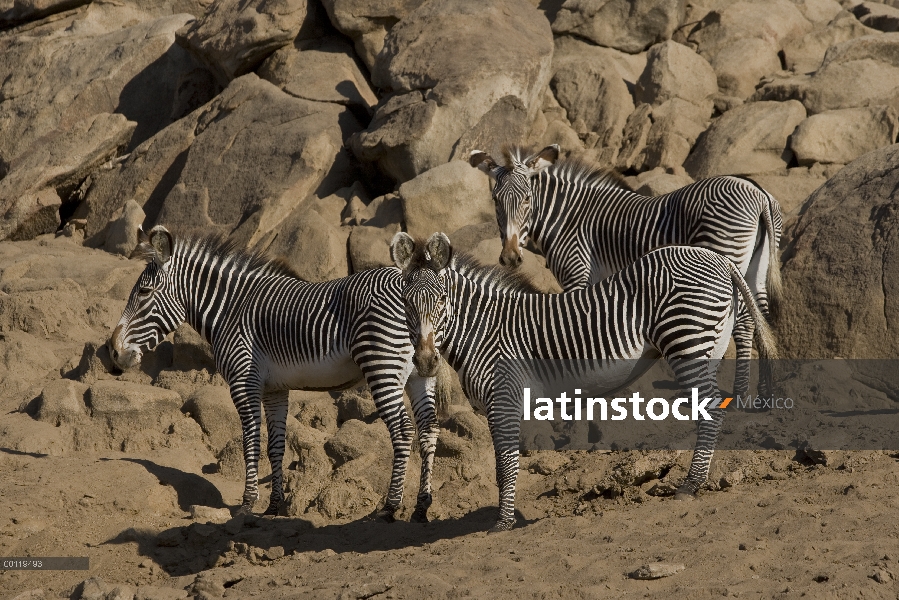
top-left (262, 354), bottom-right (364, 392)
top-left (561, 345), bottom-right (660, 396)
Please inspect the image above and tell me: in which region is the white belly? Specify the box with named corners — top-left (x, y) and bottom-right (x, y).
top-left (263, 354), bottom-right (364, 392)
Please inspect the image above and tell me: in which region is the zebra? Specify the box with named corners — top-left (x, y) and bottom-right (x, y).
top-left (469, 145), bottom-right (784, 353)
top-left (109, 225), bottom-right (441, 522)
top-left (390, 231), bottom-right (777, 531)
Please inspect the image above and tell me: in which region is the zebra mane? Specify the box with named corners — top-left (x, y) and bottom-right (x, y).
top-left (501, 144), bottom-right (633, 192)
top-left (174, 232), bottom-right (304, 280)
top-left (449, 250), bottom-right (540, 294)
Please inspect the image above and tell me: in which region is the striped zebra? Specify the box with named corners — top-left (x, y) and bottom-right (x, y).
top-left (469, 146), bottom-right (784, 350)
top-left (390, 232), bottom-right (777, 531)
top-left (109, 226), bottom-right (441, 522)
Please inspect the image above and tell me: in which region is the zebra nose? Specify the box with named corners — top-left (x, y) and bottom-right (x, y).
top-left (499, 246), bottom-right (522, 268)
top-left (414, 333), bottom-right (439, 376)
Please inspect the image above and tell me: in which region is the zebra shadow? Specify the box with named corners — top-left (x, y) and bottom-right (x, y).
top-left (103, 508), bottom-right (530, 578)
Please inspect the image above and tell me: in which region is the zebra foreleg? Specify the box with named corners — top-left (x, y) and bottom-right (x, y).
top-left (406, 374), bottom-right (438, 523)
top-left (368, 380), bottom-right (415, 522)
top-left (486, 392), bottom-right (520, 532)
top-left (261, 389), bottom-right (289, 516)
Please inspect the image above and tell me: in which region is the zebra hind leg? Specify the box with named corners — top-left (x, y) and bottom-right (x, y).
top-left (669, 359), bottom-right (725, 501)
top-left (262, 389), bottom-right (289, 516)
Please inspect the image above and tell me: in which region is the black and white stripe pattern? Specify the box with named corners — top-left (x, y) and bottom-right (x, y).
top-left (110, 226), bottom-right (439, 522)
top-left (470, 146), bottom-right (784, 353)
top-left (392, 232), bottom-right (777, 531)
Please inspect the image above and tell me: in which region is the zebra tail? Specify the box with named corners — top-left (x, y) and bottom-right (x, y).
top-left (760, 193), bottom-right (783, 320)
top-left (729, 263), bottom-right (779, 396)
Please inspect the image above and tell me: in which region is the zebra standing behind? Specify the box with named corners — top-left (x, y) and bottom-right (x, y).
top-left (469, 145), bottom-right (783, 347)
top-left (110, 226), bottom-right (442, 522)
top-left (391, 232), bottom-right (777, 532)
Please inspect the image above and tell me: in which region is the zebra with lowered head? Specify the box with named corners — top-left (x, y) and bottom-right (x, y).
top-left (391, 232), bottom-right (777, 531)
top-left (110, 226), bottom-right (442, 522)
top-left (470, 145), bottom-right (784, 350)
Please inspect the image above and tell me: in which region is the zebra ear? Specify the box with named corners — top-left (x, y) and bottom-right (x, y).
top-left (390, 232), bottom-right (416, 271)
top-left (425, 232), bottom-right (452, 270)
top-left (148, 225), bottom-right (174, 265)
top-left (524, 145), bottom-right (559, 174)
top-left (130, 226), bottom-right (156, 261)
top-left (469, 150), bottom-right (498, 175)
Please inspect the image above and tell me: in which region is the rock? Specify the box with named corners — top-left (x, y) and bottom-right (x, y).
top-left (82, 74), bottom-right (361, 248)
top-left (0, 113), bottom-right (135, 241)
top-left (448, 95), bottom-right (533, 162)
top-left (684, 100), bottom-right (806, 178)
top-left (182, 386), bottom-right (239, 452)
top-left (0, 13), bottom-right (213, 172)
top-left (265, 209), bottom-right (350, 282)
top-left (552, 0), bottom-right (686, 54)
top-left (634, 168), bottom-right (694, 196)
top-left (132, 585), bottom-right (188, 600)
top-left (348, 224), bottom-right (400, 272)
top-left (852, 1), bottom-right (899, 32)
top-left (10, 590), bottom-right (45, 600)
top-left (639, 98), bottom-right (709, 171)
top-left (0, 412), bottom-right (71, 456)
top-left (616, 104), bottom-right (653, 171)
top-left (88, 379), bottom-right (183, 429)
top-left (871, 569), bottom-right (893, 584)
top-left (710, 37), bottom-right (781, 99)
top-left (783, 10), bottom-right (879, 74)
top-left (343, 190), bottom-right (399, 228)
top-left (0, 0), bottom-right (89, 27)
top-left (189, 505), bottom-right (231, 523)
top-left (688, 0), bottom-right (812, 61)
top-left (399, 161), bottom-right (493, 239)
top-left (750, 169), bottom-right (826, 215)
top-left (754, 33), bottom-right (899, 114)
top-left (75, 577), bottom-right (109, 600)
top-left (312, 474), bottom-right (379, 519)
top-left (551, 45), bottom-right (635, 158)
top-left (335, 388), bottom-right (378, 424)
top-left (350, 0), bottom-right (553, 183)
top-left (258, 37), bottom-right (378, 112)
top-left (790, 106), bottom-right (899, 166)
top-left (553, 36), bottom-right (648, 90)
top-left (291, 391), bottom-right (339, 433)
top-left (172, 324), bottom-right (216, 373)
top-left (629, 563), bottom-right (685, 579)
top-left (443, 410), bottom-right (491, 445)
top-left (525, 451), bottom-right (569, 475)
top-left (285, 419), bottom-right (330, 476)
top-left (790, 0), bottom-right (842, 24)
top-left (323, 419), bottom-right (391, 468)
top-left (635, 41), bottom-right (717, 112)
top-left (103, 200), bottom-right (146, 257)
top-left (175, 0), bottom-right (326, 82)
top-left (34, 379), bottom-right (89, 426)
top-left (778, 144), bottom-right (899, 357)
top-left (319, 0), bottom-right (426, 70)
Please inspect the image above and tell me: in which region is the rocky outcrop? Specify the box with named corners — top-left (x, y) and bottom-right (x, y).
top-left (552, 0), bottom-right (686, 54)
top-left (789, 106), bottom-right (898, 166)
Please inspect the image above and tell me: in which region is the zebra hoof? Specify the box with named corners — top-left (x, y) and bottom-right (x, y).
top-left (373, 505), bottom-right (398, 523)
top-left (488, 519), bottom-right (515, 533)
top-left (410, 508), bottom-right (430, 523)
top-left (263, 502), bottom-right (280, 517)
top-left (234, 503), bottom-right (254, 516)
top-left (674, 485), bottom-right (697, 501)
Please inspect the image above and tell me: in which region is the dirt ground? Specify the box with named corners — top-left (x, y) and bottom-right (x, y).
top-left (1, 238), bottom-right (899, 600)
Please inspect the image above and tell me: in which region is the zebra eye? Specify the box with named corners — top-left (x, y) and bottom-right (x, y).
top-left (138, 286), bottom-right (153, 296)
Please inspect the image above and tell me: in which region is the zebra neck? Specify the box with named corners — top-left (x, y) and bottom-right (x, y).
top-left (442, 271), bottom-right (501, 372)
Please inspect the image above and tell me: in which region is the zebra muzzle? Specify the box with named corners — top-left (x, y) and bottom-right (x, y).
top-left (499, 234), bottom-right (523, 269)
top-left (413, 332), bottom-right (439, 377)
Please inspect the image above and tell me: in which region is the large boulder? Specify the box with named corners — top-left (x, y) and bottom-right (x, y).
top-left (790, 106), bottom-right (899, 166)
top-left (0, 113), bottom-right (135, 241)
top-left (0, 0), bottom-right (89, 27)
top-left (778, 144), bottom-right (899, 358)
top-left (551, 0), bottom-right (686, 54)
top-left (754, 34), bottom-right (899, 114)
top-left (399, 161), bottom-right (493, 239)
top-left (0, 12), bottom-right (215, 171)
top-left (182, 386), bottom-right (239, 452)
top-left (258, 36), bottom-right (378, 113)
top-left (77, 74), bottom-right (362, 247)
top-left (349, 0), bottom-right (553, 183)
top-left (638, 98), bottom-right (709, 172)
top-left (852, 1), bottom-right (899, 33)
top-left (634, 41), bottom-right (717, 112)
top-left (709, 37), bottom-right (781, 99)
top-left (323, 419), bottom-right (391, 468)
top-left (783, 10), bottom-right (879, 74)
top-left (319, 0), bottom-right (427, 70)
top-left (175, 0), bottom-right (330, 83)
top-left (683, 100), bottom-right (806, 179)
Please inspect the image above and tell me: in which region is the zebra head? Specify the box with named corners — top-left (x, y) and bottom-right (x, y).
top-left (470, 144), bottom-right (559, 269)
top-left (390, 232), bottom-right (452, 378)
top-left (109, 225), bottom-right (185, 371)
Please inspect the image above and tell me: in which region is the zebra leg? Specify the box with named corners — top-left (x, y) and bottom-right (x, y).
top-left (745, 228), bottom-right (771, 320)
top-left (486, 391), bottom-right (520, 532)
top-left (261, 389), bottom-right (289, 516)
top-left (407, 373), bottom-right (438, 523)
top-left (669, 360), bottom-right (725, 500)
top-left (732, 302), bottom-right (754, 401)
top-left (366, 376), bottom-right (415, 522)
top-left (230, 377), bottom-right (264, 516)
